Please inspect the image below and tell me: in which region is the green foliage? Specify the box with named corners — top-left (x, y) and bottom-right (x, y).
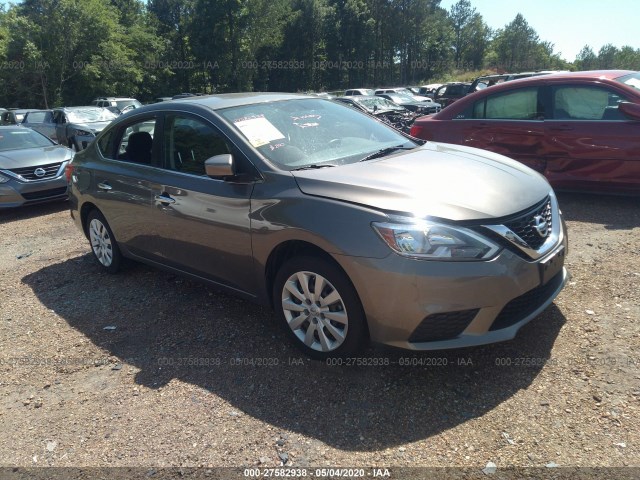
top-left (0, 0), bottom-right (636, 108)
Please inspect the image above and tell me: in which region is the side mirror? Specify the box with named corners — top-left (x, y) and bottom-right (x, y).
top-left (205, 154), bottom-right (235, 178)
top-left (618, 102), bottom-right (640, 120)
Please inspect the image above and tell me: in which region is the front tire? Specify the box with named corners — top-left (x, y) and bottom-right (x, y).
top-left (86, 210), bottom-right (122, 273)
top-left (274, 256), bottom-right (368, 359)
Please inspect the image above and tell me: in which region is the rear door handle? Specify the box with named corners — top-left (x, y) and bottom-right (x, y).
top-left (97, 182), bottom-right (112, 191)
top-left (548, 125), bottom-right (573, 131)
top-left (154, 194), bottom-right (176, 205)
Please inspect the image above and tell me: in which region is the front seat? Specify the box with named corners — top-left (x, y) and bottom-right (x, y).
top-left (125, 131), bottom-right (152, 164)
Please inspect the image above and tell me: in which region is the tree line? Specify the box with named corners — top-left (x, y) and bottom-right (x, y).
top-left (0, 0), bottom-right (638, 108)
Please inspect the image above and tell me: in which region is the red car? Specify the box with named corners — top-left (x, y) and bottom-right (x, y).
top-left (410, 70), bottom-right (640, 195)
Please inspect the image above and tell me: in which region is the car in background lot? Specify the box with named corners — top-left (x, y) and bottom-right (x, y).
top-left (23, 106), bottom-right (118, 151)
top-left (335, 95), bottom-right (419, 132)
top-left (376, 92), bottom-right (439, 114)
top-left (433, 82), bottom-right (471, 108)
top-left (0, 126), bottom-right (73, 208)
top-left (418, 83), bottom-right (443, 98)
top-left (375, 87), bottom-right (433, 103)
top-left (410, 70), bottom-right (640, 195)
top-left (92, 97), bottom-right (142, 115)
top-left (0, 109), bottom-right (38, 125)
top-left (67, 93), bottom-right (567, 359)
top-left (468, 71), bottom-right (570, 94)
top-left (344, 88), bottom-right (376, 96)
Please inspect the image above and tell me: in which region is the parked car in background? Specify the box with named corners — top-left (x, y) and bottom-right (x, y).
top-left (433, 82), bottom-right (471, 108)
top-left (23, 106), bottom-right (118, 151)
top-left (410, 70), bottom-right (640, 195)
top-left (344, 88), bottom-right (376, 96)
top-left (418, 83), bottom-right (443, 97)
top-left (335, 95), bottom-right (419, 132)
top-left (0, 126), bottom-right (73, 208)
top-left (92, 97), bottom-right (142, 115)
top-left (468, 71), bottom-right (569, 94)
top-left (67, 93), bottom-right (567, 359)
top-left (375, 87), bottom-right (433, 103)
top-left (376, 92), bottom-right (439, 114)
top-left (0, 109), bottom-right (38, 125)
top-left (21, 110), bottom-right (54, 136)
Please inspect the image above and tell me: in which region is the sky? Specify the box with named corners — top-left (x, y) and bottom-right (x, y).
top-left (439, 0), bottom-right (640, 62)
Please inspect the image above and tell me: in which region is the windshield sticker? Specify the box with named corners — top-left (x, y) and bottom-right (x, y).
top-left (233, 115), bottom-right (285, 147)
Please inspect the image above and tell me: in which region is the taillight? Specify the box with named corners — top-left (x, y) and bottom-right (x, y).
top-left (409, 122), bottom-right (432, 141)
top-left (64, 162), bottom-right (74, 183)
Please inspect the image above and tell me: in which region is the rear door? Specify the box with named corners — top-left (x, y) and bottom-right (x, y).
top-left (86, 114), bottom-right (160, 255)
top-left (545, 83), bottom-right (640, 193)
top-left (451, 86), bottom-right (547, 173)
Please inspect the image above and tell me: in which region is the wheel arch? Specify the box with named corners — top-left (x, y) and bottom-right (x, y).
top-left (79, 202), bottom-right (99, 238)
top-left (265, 240), bottom-right (352, 309)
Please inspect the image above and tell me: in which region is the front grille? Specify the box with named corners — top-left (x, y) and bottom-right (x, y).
top-left (503, 196), bottom-right (552, 250)
top-left (9, 162), bottom-right (63, 181)
top-left (409, 309), bottom-right (479, 343)
top-left (489, 271), bottom-right (563, 331)
top-left (22, 186), bottom-right (68, 200)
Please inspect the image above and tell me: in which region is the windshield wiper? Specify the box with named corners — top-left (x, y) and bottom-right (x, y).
top-left (359, 145), bottom-right (414, 162)
top-left (290, 164), bottom-right (337, 171)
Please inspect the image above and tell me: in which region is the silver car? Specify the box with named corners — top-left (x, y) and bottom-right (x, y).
top-left (0, 126), bottom-right (73, 208)
top-left (68, 93), bottom-right (568, 359)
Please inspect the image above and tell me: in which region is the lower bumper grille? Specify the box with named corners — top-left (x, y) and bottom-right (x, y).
top-left (409, 309), bottom-right (479, 343)
top-left (22, 186), bottom-right (68, 201)
top-left (490, 271), bottom-right (564, 331)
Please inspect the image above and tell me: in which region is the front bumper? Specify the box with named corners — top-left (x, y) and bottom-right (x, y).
top-left (336, 234), bottom-right (568, 351)
top-left (0, 176), bottom-right (68, 208)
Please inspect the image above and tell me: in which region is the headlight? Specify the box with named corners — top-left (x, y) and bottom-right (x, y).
top-left (0, 172), bottom-right (10, 184)
top-left (372, 220), bottom-right (500, 261)
top-left (73, 129), bottom-right (93, 136)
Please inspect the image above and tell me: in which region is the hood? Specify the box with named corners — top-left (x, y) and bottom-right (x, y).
top-left (291, 142), bottom-right (551, 221)
top-left (74, 121), bottom-right (112, 133)
top-left (0, 145), bottom-right (72, 169)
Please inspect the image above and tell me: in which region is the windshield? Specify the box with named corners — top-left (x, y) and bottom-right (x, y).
top-left (356, 97), bottom-right (405, 112)
top-left (0, 128), bottom-right (54, 151)
top-left (67, 108), bottom-right (117, 123)
top-left (220, 98), bottom-right (416, 170)
top-left (616, 72), bottom-right (640, 92)
top-left (386, 94), bottom-right (414, 104)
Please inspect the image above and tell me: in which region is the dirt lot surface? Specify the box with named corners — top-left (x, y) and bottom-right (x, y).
top-left (0, 193), bottom-right (639, 479)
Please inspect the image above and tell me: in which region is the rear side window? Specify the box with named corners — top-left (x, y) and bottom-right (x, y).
top-left (473, 88), bottom-right (540, 120)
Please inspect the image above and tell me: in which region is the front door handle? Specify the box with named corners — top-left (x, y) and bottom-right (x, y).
top-left (548, 125), bottom-right (573, 132)
top-left (154, 194), bottom-right (176, 205)
top-left (97, 182), bottom-right (112, 191)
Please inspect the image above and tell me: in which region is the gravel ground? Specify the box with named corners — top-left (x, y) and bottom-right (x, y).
top-left (0, 193), bottom-right (639, 479)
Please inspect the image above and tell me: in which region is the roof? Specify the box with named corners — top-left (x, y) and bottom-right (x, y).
top-left (148, 92), bottom-right (311, 111)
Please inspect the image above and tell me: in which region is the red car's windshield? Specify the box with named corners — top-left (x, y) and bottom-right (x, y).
top-left (615, 72), bottom-right (640, 92)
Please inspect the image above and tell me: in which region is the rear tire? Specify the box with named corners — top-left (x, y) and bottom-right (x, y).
top-left (274, 255), bottom-right (368, 359)
top-left (86, 210), bottom-right (122, 274)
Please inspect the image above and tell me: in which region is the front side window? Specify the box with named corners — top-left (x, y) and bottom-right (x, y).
top-left (163, 115), bottom-right (230, 175)
top-left (553, 85), bottom-right (629, 120)
top-left (473, 88), bottom-right (540, 120)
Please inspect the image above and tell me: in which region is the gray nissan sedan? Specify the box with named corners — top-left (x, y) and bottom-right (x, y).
top-left (67, 93), bottom-right (568, 359)
top-left (0, 126), bottom-right (73, 208)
